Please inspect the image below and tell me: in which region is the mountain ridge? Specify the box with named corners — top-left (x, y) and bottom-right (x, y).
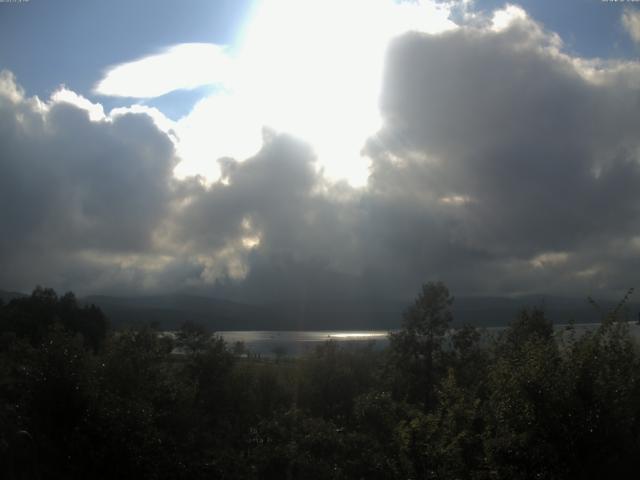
top-left (4, 288), bottom-right (637, 330)
top-left (80, 293), bottom-right (640, 331)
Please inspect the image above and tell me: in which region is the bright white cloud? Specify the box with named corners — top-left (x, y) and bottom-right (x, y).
top-left (173, 92), bottom-right (264, 181)
top-left (94, 43), bottom-right (231, 98)
top-left (109, 104), bottom-right (176, 137)
top-left (49, 88), bottom-right (178, 140)
top-left (51, 88), bottom-right (106, 121)
top-left (438, 194), bottom-right (473, 206)
top-left (0, 70), bottom-right (25, 103)
top-left (490, 4), bottom-right (528, 32)
top-left (530, 252), bottom-right (569, 269)
top-left (622, 8), bottom-right (640, 44)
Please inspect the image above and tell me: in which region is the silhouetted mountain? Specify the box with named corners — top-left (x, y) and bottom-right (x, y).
top-left (0, 289), bottom-right (28, 303)
top-left (82, 294), bottom-right (276, 330)
top-left (262, 298), bottom-right (406, 330)
top-left (79, 292), bottom-right (640, 331)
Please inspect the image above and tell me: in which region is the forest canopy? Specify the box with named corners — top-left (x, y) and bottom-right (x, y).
top-left (1, 282), bottom-right (640, 479)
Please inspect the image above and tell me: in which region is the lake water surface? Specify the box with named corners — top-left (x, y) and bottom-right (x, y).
top-left (216, 322), bottom-right (640, 357)
top-left (218, 330), bottom-right (390, 356)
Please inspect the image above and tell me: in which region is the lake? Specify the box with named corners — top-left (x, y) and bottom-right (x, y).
top-left (217, 330), bottom-right (391, 356)
top-left (215, 322), bottom-right (640, 357)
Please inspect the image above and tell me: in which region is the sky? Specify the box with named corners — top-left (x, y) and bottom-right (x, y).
top-left (2, 0), bottom-right (640, 301)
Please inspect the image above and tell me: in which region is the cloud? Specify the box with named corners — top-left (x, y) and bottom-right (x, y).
top-left (5, 2), bottom-right (640, 301)
top-left (51, 88), bottom-right (106, 121)
top-left (98, 0), bottom-right (458, 186)
top-left (622, 8), bottom-right (640, 44)
top-left (0, 71), bottom-right (179, 292)
top-left (218, 0), bottom-right (457, 185)
top-left (166, 131), bottom-right (365, 298)
top-left (490, 4), bottom-right (528, 32)
top-left (0, 71), bottom-right (361, 296)
top-left (172, 92), bottom-right (264, 181)
top-left (109, 104), bottom-right (177, 138)
top-left (364, 11), bottom-right (640, 296)
top-left (94, 43), bottom-right (231, 98)
top-left (0, 70), bottom-right (26, 103)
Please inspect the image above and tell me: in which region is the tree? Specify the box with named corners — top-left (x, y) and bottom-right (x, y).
top-left (0, 287), bottom-right (108, 352)
top-left (503, 307), bottom-right (553, 347)
top-left (389, 282), bottom-right (454, 410)
top-left (175, 320), bottom-right (210, 354)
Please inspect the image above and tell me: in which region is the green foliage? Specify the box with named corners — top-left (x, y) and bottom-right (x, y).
top-left (0, 286), bottom-right (108, 352)
top-left (175, 320), bottom-right (210, 354)
top-left (501, 307), bottom-right (554, 351)
top-left (297, 340), bottom-right (382, 420)
top-left (405, 371), bottom-right (486, 480)
top-left (389, 281), bottom-right (454, 409)
top-left (2, 283), bottom-right (640, 479)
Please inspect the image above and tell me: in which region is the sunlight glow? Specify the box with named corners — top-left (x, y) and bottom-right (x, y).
top-left (232, 0), bottom-right (457, 185)
top-left (94, 1), bottom-right (457, 186)
top-left (438, 194), bottom-right (472, 206)
top-left (173, 0), bottom-right (456, 186)
top-left (240, 217), bottom-right (262, 249)
top-left (491, 4), bottom-right (527, 32)
top-left (328, 332), bottom-right (388, 339)
top-left (173, 92), bottom-right (263, 180)
top-left (530, 252), bottom-right (569, 269)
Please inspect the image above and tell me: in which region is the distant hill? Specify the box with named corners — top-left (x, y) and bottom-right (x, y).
top-left (450, 295), bottom-right (632, 327)
top-left (81, 294), bottom-right (406, 331)
top-left (79, 293), bottom-right (640, 331)
top-left (7, 286), bottom-right (636, 331)
top-left (0, 289), bottom-right (27, 303)
top-left (82, 294), bottom-right (275, 331)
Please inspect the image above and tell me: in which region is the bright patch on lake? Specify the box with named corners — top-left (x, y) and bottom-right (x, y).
top-left (218, 330), bottom-right (389, 356)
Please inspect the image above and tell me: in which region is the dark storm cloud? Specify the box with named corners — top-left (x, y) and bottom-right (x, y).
top-left (169, 132), bottom-right (364, 300)
top-left (362, 17), bottom-right (640, 296)
top-left (0, 71), bottom-right (178, 292)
